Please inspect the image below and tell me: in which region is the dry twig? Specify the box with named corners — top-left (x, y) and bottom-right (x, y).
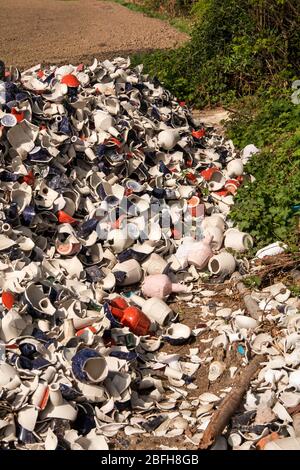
top-left (199, 354), bottom-right (266, 449)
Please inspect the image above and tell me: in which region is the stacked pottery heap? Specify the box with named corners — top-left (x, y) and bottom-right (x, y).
top-left (0, 57), bottom-right (260, 450)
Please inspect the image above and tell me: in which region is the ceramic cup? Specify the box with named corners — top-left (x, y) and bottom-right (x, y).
top-left (226, 158), bottom-right (244, 177)
top-left (203, 226), bottom-right (224, 251)
top-left (112, 259), bottom-right (142, 286)
top-left (157, 129), bottom-right (180, 150)
top-left (130, 294), bottom-right (173, 326)
top-left (72, 348), bottom-right (108, 384)
top-left (142, 253), bottom-right (168, 275)
top-left (94, 110), bottom-right (119, 137)
top-left (224, 228), bottom-right (253, 252)
top-left (208, 251), bottom-right (236, 276)
top-left (187, 235), bottom-right (213, 269)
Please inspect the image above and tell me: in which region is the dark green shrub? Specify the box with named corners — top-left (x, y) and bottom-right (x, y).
top-left (227, 91), bottom-right (300, 248)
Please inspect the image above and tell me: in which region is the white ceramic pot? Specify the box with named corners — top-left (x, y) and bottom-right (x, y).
top-left (203, 226), bottom-right (224, 251)
top-left (7, 120), bottom-right (39, 157)
top-left (157, 129), bottom-right (180, 150)
top-left (0, 309), bottom-right (27, 342)
top-left (130, 294), bottom-right (173, 326)
top-left (17, 406), bottom-right (39, 432)
top-left (241, 144), bottom-right (260, 164)
top-left (112, 259), bottom-right (142, 286)
top-left (208, 251), bottom-right (236, 276)
top-left (226, 158), bottom-right (244, 177)
top-left (25, 284), bottom-right (56, 316)
top-left (0, 363), bottom-right (21, 390)
top-left (94, 110), bottom-right (119, 137)
top-left (224, 228), bottom-right (253, 252)
top-left (142, 253), bottom-right (167, 275)
top-left (106, 228), bottom-right (134, 253)
top-left (202, 214), bottom-right (225, 232)
top-left (255, 241), bottom-right (287, 259)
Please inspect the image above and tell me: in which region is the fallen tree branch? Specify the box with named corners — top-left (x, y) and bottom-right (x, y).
top-left (198, 354), bottom-right (266, 449)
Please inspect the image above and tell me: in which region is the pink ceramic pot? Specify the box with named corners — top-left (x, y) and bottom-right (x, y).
top-left (142, 274), bottom-right (188, 299)
top-left (187, 235), bottom-right (213, 269)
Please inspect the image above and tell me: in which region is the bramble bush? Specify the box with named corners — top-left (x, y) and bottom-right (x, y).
top-left (227, 90), bottom-right (300, 249)
top-left (132, 0), bottom-right (300, 106)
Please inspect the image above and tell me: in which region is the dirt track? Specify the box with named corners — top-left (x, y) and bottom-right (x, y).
top-left (0, 0), bottom-right (188, 69)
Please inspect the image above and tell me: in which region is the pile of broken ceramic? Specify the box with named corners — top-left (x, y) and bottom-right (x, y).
top-left (0, 56), bottom-right (295, 450)
top-left (184, 276), bottom-right (300, 450)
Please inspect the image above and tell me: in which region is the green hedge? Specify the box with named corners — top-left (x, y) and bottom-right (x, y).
top-left (132, 0), bottom-right (300, 106)
top-left (227, 90), bottom-right (300, 249)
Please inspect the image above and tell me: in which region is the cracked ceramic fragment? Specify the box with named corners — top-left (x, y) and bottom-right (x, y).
top-left (208, 361), bottom-right (226, 382)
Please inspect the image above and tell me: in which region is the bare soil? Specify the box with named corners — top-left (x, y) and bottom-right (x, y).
top-left (0, 0), bottom-right (188, 69)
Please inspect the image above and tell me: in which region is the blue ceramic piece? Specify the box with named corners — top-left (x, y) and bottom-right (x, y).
top-left (42, 72), bottom-right (55, 84)
top-left (4, 82), bottom-right (17, 103)
top-left (5, 202), bottom-right (19, 226)
top-left (18, 426), bottom-right (36, 444)
top-left (96, 183), bottom-right (108, 200)
top-left (118, 249), bottom-right (148, 264)
top-left (97, 161), bottom-right (109, 174)
top-left (77, 218), bottom-right (98, 238)
top-left (152, 188), bottom-right (166, 199)
top-left (28, 147), bottom-right (52, 163)
top-left (109, 350), bottom-right (137, 361)
top-left (114, 270), bottom-right (127, 285)
top-left (0, 170), bottom-right (19, 182)
top-left (17, 355), bottom-right (33, 370)
top-left (59, 116), bottom-right (72, 135)
top-left (96, 144), bottom-right (106, 159)
top-left (73, 404), bottom-right (95, 436)
top-left (151, 106), bottom-right (160, 121)
top-left (67, 87), bottom-right (78, 101)
top-left (71, 348), bottom-right (101, 383)
top-left (159, 161), bottom-right (171, 177)
top-left (31, 357), bottom-right (51, 370)
top-left (9, 247), bottom-right (24, 261)
top-left (48, 174), bottom-right (69, 190)
top-left (15, 92), bottom-right (29, 102)
top-left (125, 82), bottom-right (133, 92)
top-left (25, 300), bottom-right (50, 320)
top-left (85, 265), bottom-right (103, 283)
top-left (7, 353), bottom-right (18, 366)
top-left (22, 205), bottom-right (36, 226)
top-left (103, 302), bottom-right (122, 328)
top-left (19, 343), bottom-right (36, 359)
top-left (60, 383), bottom-right (82, 401)
top-left (31, 329), bottom-right (48, 343)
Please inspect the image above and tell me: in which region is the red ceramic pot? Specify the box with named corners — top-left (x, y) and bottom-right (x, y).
top-left (61, 74), bottom-right (80, 88)
top-left (201, 166), bottom-right (219, 181)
